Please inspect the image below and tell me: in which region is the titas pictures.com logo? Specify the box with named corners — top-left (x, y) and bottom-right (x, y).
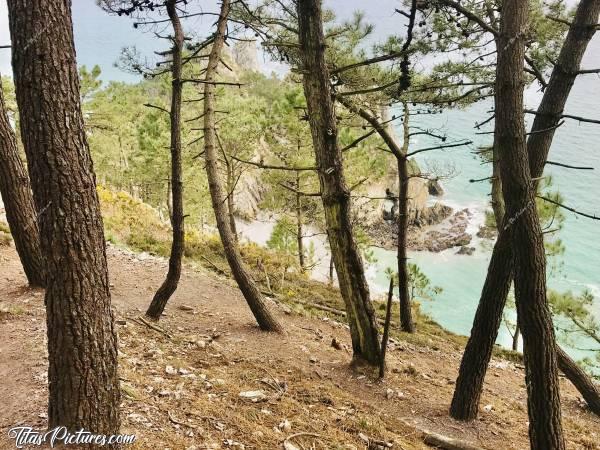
top-left (8, 426), bottom-right (136, 448)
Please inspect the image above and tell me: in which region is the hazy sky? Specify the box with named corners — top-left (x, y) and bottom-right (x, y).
top-left (0, 0), bottom-right (582, 82)
top-left (0, 0), bottom-right (405, 81)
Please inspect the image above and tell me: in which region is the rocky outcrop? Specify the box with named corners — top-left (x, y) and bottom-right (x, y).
top-left (456, 246), bottom-right (476, 255)
top-left (427, 178), bottom-right (444, 196)
top-left (369, 206), bottom-right (474, 253)
top-left (477, 225), bottom-right (498, 240)
top-left (415, 203), bottom-right (452, 227)
top-left (234, 168), bottom-right (267, 220)
top-left (232, 41), bottom-right (260, 73)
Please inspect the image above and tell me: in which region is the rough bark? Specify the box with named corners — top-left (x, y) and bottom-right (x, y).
top-left (397, 105), bottom-right (415, 333)
top-left (297, 0), bottom-right (382, 365)
top-left (0, 79), bottom-right (45, 287)
top-left (496, 2), bottom-right (565, 447)
top-left (450, 0), bottom-right (600, 421)
top-left (449, 230), bottom-right (513, 420)
top-left (8, 0), bottom-right (120, 438)
top-left (146, 0), bottom-right (186, 320)
top-left (556, 346), bottom-right (600, 415)
top-left (203, 0), bottom-right (282, 332)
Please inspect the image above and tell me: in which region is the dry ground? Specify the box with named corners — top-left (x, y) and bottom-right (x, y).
top-left (0, 243), bottom-right (599, 450)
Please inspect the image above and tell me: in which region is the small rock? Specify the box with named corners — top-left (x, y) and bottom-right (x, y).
top-left (309, 356), bottom-right (318, 364)
top-left (331, 338), bottom-right (342, 350)
top-left (165, 365), bottom-right (177, 375)
top-left (178, 305), bottom-right (195, 312)
top-left (386, 388), bottom-right (395, 399)
top-left (283, 441), bottom-right (300, 450)
top-left (278, 419), bottom-right (292, 432)
top-left (483, 404), bottom-right (493, 413)
top-left (239, 390), bottom-right (267, 402)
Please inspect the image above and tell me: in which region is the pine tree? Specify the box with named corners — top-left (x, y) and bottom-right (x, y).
top-left (0, 78), bottom-right (45, 287)
top-left (7, 0), bottom-right (120, 437)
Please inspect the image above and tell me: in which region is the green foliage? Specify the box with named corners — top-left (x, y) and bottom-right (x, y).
top-left (549, 290), bottom-right (600, 376)
top-left (407, 263), bottom-right (442, 302)
top-left (267, 217), bottom-right (298, 254)
top-left (385, 263), bottom-right (442, 304)
top-left (97, 185), bottom-right (171, 255)
top-left (80, 65), bottom-right (103, 102)
top-left (0, 76), bottom-right (16, 113)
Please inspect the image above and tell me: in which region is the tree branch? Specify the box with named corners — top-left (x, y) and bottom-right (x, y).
top-left (546, 161), bottom-right (594, 170)
top-left (144, 103), bottom-right (170, 114)
top-left (538, 196), bottom-right (600, 220)
top-left (230, 155), bottom-right (317, 171)
top-left (406, 140), bottom-right (472, 157)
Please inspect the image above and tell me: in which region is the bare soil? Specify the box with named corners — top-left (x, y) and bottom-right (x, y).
top-left (0, 243), bottom-right (598, 449)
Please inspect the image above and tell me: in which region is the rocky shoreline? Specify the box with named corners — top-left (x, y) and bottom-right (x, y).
top-left (368, 202), bottom-right (476, 254)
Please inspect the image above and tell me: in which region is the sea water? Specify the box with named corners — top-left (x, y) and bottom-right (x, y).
top-left (368, 38), bottom-right (600, 359)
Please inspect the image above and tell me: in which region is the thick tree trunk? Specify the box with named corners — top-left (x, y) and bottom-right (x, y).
top-left (146, 0), bottom-right (186, 320)
top-left (496, 2), bottom-right (565, 448)
top-left (397, 105), bottom-right (414, 333)
top-left (8, 0), bottom-right (120, 438)
top-left (297, 0), bottom-right (381, 365)
top-left (449, 231), bottom-right (513, 420)
top-left (450, 0), bottom-right (600, 421)
top-left (295, 171), bottom-right (306, 271)
top-left (203, 0), bottom-right (282, 333)
top-left (0, 80), bottom-right (45, 287)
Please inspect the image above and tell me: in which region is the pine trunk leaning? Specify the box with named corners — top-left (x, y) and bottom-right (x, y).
top-left (0, 80), bottom-right (45, 287)
top-left (297, 0), bottom-right (382, 365)
top-left (146, 0), bottom-right (186, 320)
top-left (203, 0), bottom-right (282, 333)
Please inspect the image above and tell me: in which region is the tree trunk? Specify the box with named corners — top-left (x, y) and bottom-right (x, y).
top-left (0, 79), bottom-right (45, 287)
top-left (297, 0), bottom-right (381, 365)
top-left (295, 170), bottom-right (306, 271)
top-left (450, 0), bottom-right (600, 421)
top-left (328, 256), bottom-right (334, 285)
top-left (335, 97), bottom-right (414, 334)
top-left (203, 0), bottom-right (282, 333)
top-left (397, 105), bottom-right (414, 333)
top-left (556, 346), bottom-right (600, 415)
top-left (496, 2), bottom-right (565, 447)
top-left (226, 163), bottom-right (238, 241)
top-left (146, 0), bottom-right (185, 320)
top-left (8, 0), bottom-right (120, 438)
top-left (449, 231), bottom-right (513, 420)
top-left (512, 323), bottom-right (520, 351)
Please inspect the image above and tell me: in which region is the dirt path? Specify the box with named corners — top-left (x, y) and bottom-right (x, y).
top-left (0, 243), bottom-right (598, 449)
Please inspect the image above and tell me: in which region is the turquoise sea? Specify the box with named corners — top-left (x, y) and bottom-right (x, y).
top-left (369, 38), bottom-right (600, 359)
